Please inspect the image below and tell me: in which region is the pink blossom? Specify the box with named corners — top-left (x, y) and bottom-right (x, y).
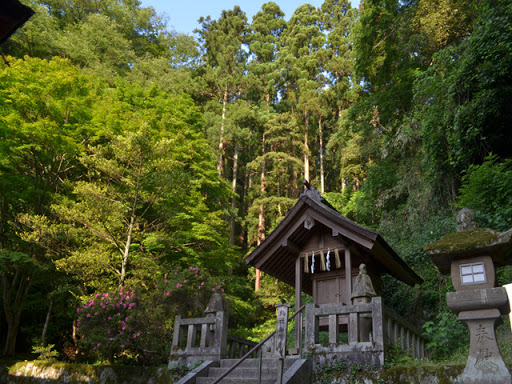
top-left (86, 314), bottom-right (91, 318)
top-left (108, 316), bottom-right (112, 320)
top-left (76, 308), bottom-right (80, 313)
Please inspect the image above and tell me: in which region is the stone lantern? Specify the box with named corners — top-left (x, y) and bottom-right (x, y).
top-left (425, 208), bottom-right (512, 384)
top-left (351, 264), bottom-right (377, 341)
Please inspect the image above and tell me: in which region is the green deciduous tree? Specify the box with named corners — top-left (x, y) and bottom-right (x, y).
top-left (0, 56), bottom-right (98, 356)
top-left (23, 84), bottom-right (233, 292)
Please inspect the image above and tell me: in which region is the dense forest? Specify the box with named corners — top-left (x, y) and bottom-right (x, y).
top-left (1, 0), bottom-right (511, 364)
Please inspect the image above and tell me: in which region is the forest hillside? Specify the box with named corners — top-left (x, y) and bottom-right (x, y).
top-left (0, 0), bottom-right (511, 363)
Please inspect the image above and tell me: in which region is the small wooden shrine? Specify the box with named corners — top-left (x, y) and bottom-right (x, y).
top-left (245, 183), bottom-right (424, 367)
top-left (245, 184), bottom-right (422, 313)
top-left (170, 183), bottom-right (426, 374)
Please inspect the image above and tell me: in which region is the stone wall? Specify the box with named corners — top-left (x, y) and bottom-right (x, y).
top-left (0, 361), bottom-right (185, 384)
top-left (314, 364), bottom-right (464, 384)
top-left (0, 360), bottom-right (467, 384)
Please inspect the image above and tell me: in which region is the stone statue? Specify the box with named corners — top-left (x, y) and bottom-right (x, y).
top-left (351, 264), bottom-right (376, 300)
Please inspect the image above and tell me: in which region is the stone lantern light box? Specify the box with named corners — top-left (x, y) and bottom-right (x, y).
top-left (425, 208), bottom-right (511, 293)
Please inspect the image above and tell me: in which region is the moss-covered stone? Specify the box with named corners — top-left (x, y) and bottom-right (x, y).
top-left (313, 363), bottom-right (465, 384)
top-left (1, 361), bottom-right (187, 384)
top-left (424, 228), bottom-right (500, 255)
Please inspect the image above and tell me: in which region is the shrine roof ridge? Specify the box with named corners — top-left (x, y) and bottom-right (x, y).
top-left (245, 193), bottom-right (423, 288)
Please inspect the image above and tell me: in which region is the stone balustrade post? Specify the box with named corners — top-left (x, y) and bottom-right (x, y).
top-left (275, 302), bottom-right (290, 384)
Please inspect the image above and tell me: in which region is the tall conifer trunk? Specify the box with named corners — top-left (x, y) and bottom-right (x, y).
top-left (217, 88), bottom-right (228, 177)
top-left (229, 142), bottom-right (239, 245)
top-left (255, 135), bottom-right (266, 291)
top-left (319, 117), bottom-right (325, 193)
top-left (304, 111), bottom-right (310, 181)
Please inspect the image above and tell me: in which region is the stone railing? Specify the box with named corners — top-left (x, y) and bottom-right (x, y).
top-left (304, 297), bottom-right (425, 367)
top-left (226, 334), bottom-right (257, 358)
top-left (168, 311), bottom-right (257, 366)
top-left (382, 305), bottom-right (425, 358)
top-left (169, 311), bottom-right (228, 366)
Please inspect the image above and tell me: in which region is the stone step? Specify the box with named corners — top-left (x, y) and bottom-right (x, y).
top-left (196, 378), bottom-right (276, 384)
top-left (207, 366), bottom-right (279, 379)
top-left (219, 357), bottom-right (298, 369)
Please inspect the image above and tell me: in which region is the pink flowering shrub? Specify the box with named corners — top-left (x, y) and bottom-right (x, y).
top-left (77, 267), bottom-right (223, 364)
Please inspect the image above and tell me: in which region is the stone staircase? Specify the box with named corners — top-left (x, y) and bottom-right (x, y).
top-left (194, 357), bottom-right (309, 384)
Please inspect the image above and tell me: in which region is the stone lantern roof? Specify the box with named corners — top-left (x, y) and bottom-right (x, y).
top-left (424, 208), bottom-right (512, 274)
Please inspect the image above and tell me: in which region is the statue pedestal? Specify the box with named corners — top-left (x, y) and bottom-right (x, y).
top-left (448, 288), bottom-right (511, 384)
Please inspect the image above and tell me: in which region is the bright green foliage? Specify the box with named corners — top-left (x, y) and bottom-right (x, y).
top-left (457, 155), bottom-right (512, 231)
top-left (5, 0), bottom-right (198, 89)
top-left (423, 309), bottom-right (468, 360)
top-left (32, 343), bottom-right (59, 360)
top-left (24, 84), bottom-right (232, 291)
top-left (411, 0), bottom-right (477, 59)
top-left (0, 56), bottom-right (99, 356)
top-left (54, 14), bottom-right (136, 81)
top-left (415, 0), bottom-right (512, 198)
top-left (0, 57), bottom-right (236, 356)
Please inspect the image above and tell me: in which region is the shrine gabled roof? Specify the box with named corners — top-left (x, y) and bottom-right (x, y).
top-left (244, 194), bottom-right (423, 294)
top-left (0, 0), bottom-right (34, 44)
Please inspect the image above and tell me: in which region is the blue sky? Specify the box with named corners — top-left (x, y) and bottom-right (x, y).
top-left (139, 0), bottom-right (360, 36)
